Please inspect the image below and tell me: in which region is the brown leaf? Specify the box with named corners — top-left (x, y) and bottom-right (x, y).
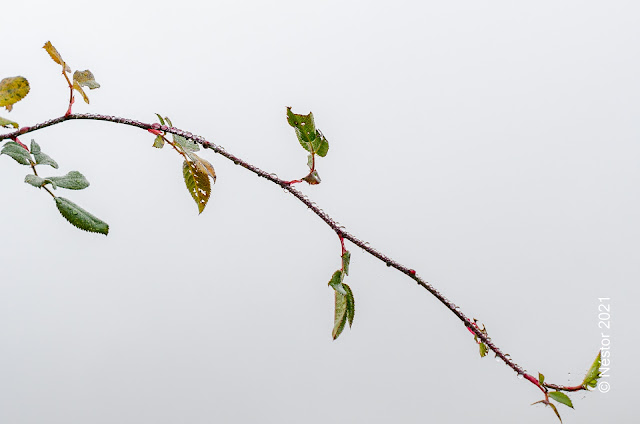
top-left (190, 152), bottom-right (216, 182)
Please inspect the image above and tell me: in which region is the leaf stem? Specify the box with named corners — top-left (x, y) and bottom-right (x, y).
top-left (30, 160), bottom-right (56, 198)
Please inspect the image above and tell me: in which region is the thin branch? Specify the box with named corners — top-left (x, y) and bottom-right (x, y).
top-left (0, 113), bottom-right (585, 394)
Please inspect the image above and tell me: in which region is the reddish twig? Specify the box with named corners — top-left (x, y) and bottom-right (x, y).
top-left (0, 113), bottom-right (588, 396)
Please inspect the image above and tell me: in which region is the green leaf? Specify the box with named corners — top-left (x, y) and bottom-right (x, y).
top-left (33, 152), bottom-right (59, 168)
top-left (343, 282), bottom-right (355, 328)
top-left (582, 351), bottom-right (602, 389)
top-left (183, 159), bottom-right (211, 214)
top-left (24, 174), bottom-right (56, 189)
top-left (548, 392), bottom-right (573, 409)
top-left (174, 134), bottom-right (199, 152)
top-left (0, 76), bottom-right (30, 111)
top-left (32, 145), bottom-right (59, 168)
top-left (153, 134), bottom-right (165, 148)
top-left (155, 113), bottom-right (166, 126)
top-left (306, 154), bottom-right (314, 170)
top-left (286, 107), bottom-right (317, 153)
top-left (328, 270), bottom-right (346, 295)
top-left (342, 250), bottom-right (351, 276)
top-left (479, 342), bottom-right (488, 357)
top-left (54, 197), bottom-right (109, 235)
top-left (29, 139), bottom-right (41, 154)
top-left (332, 291), bottom-right (348, 340)
top-left (164, 116), bottom-right (173, 127)
top-left (538, 372), bottom-right (545, 385)
top-left (0, 116), bottom-right (19, 128)
top-left (1, 141), bottom-right (32, 165)
top-left (48, 171), bottom-right (90, 190)
top-left (315, 135), bottom-right (329, 157)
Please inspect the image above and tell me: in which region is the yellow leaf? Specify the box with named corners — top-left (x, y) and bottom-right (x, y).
top-left (0, 116), bottom-right (19, 128)
top-left (0, 76), bottom-right (30, 111)
top-left (43, 41), bottom-right (71, 73)
top-left (183, 160), bottom-right (211, 214)
top-left (72, 81), bottom-right (89, 104)
top-left (73, 70), bottom-right (100, 89)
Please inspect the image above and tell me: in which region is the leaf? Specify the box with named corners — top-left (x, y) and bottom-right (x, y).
top-left (183, 159), bottom-right (211, 214)
top-left (152, 135), bottom-right (165, 148)
top-left (538, 372), bottom-right (545, 385)
top-left (174, 134), bottom-right (199, 153)
top-left (0, 76), bottom-right (30, 111)
top-left (302, 170), bottom-right (321, 185)
top-left (29, 139), bottom-right (59, 168)
top-left (342, 250), bottom-right (351, 276)
top-left (582, 351), bottom-right (602, 389)
top-left (0, 116), bottom-right (18, 128)
top-left (54, 197), bottom-right (109, 235)
top-left (479, 342), bottom-right (488, 357)
top-left (548, 392), bottom-right (573, 409)
top-left (72, 70), bottom-right (100, 104)
top-left (48, 171), bottom-right (90, 190)
top-left (315, 130), bottom-right (329, 157)
top-left (43, 41), bottom-right (71, 73)
top-left (343, 282), bottom-right (355, 328)
top-left (72, 81), bottom-right (89, 104)
top-left (548, 402), bottom-right (562, 423)
top-left (155, 113), bottom-right (166, 126)
top-left (24, 174), bottom-right (54, 188)
top-left (190, 152), bottom-right (216, 182)
top-left (328, 270), bottom-right (346, 295)
top-left (306, 154), bottom-right (314, 170)
top-left (29, 139), bottom-right (41, 154)
top-left (1, 141), bottom-right (32, 165)
top-left (332, 291), bottom-right (348, 340)
top-left (73, 70), bottom-right (100, 89)
top-left (33, 151), bottom-right (59, 169)
top-left (286, 107), bottom-right (317, 153)
top-left (531, 400), bottom-right (563, 424)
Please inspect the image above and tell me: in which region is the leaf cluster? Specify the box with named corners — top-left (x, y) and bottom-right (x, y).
top-left (152, 114), bottom-right (217, 214)
top-left (286, 107), bottom-right (329, 184)
top-left (0, 139), bottom-right (108, 235)
top-left (43, 41), bottom-right (100, 106)
top-left (328, 251), bottom-right (355, 340)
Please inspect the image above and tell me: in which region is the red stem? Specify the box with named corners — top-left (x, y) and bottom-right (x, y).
top-left (0, 113), bottom-right (590, 396)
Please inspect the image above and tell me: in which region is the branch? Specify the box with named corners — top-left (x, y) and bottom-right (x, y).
top-left (0, 113), bottom-right (582, 394)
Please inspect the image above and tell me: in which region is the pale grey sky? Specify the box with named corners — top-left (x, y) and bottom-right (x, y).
top-left (1, 1), bottom-right (637, 423)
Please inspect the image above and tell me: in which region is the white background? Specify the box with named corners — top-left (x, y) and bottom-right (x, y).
top-left (1, 1), bottom-right (637, 423)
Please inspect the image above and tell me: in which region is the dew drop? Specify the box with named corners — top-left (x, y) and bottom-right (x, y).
top-left (517, 374), bottom-right (524, 379)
